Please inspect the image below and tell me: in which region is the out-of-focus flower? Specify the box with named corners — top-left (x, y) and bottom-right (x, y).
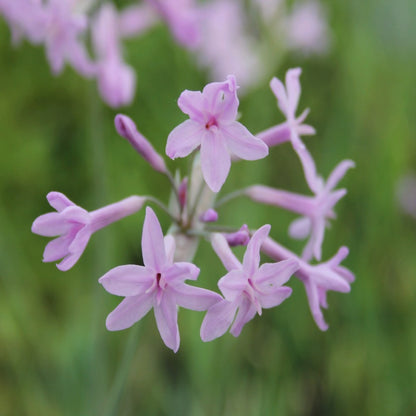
top-left (92, 4), bottom-right (135, 107)
top-left (32, 192), bottom-right (145, 271)
top-left (396, 174), bottom-right (416, 218)
top-left (201, 226), bottom-right (298, 341)
top-left (166, 75), bottom-right (268, 192)
top-left (100, 207), bottom-right (221, 352)
top-left (285, 1), bottom-right (330, 56)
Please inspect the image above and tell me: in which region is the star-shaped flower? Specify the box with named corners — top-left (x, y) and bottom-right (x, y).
top-left (99, 207), bottom-right (222, 352)
top-left (166, 75), bottom-right (269, 192)
top-left (200, 225), bottom-right (298, 341)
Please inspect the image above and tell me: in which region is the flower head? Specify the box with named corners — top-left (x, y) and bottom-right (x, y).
top-left (201, 226), bottom-right (298, 341)
top-left (32, 192), bottom-right (145, 271)
top-left (100, 207), bottom-right (221, 352)
top-left (166, 76), bottom-right (268, 192)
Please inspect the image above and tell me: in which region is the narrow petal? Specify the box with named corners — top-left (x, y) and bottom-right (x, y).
top-left (166, 119), bottom-right (203, 159)
top-left (211, 233), bottom-right (241, 271)
top-left (255, 258), bottom-right (299, 287)
top-left (285, 68), bottom-right (302, 116)
top-left (258, 286), bottom-right (292, 309)
top-left (218, 270), bottom-right (247, 301)
top-left (177, 90), bottom-right (205, 123)
top-left (325, 160), bottom-right (355, 192)
top-left (288, 216), bottom-right (311, 239)
top-left (242, 224), bottom-right (271, 276)
top-left (106, 294), bottom-right (153, 331)
top-left (297, 123), bottom-right (316, 136)
top-left (47, 192), bottom-right (74, 212)
top-left (223, 122), bottom-right (268, 161)
top-left (99, 265), bottom-right (154, 296)
top-left (200, 300), bottom-right (238, 342)
top-left (43, 235), bottom-right (71, 262)
top-left (141, 207), bottom-right (167, 271)
top-left (304, 278), bottom-right (328, 331)
top-left (200, 130), bottom-right (231, 192)
top-left (270, 77), bottom-right (289, 117)
top-left (229, 297), bottom-right (257, 337)
top-left (164, 262), bottom-right (200, 284)
top-left (68, 226), bottom-right (91, 255)
top-left (309, 268), bottom-right (351, 293)
top-left (32, 212), bottom-right (71, 237)
top-left (172, 285), bottom-right (222, 311)
top-left (56, 250), bottom-right (83, 272)
top-left (154, 294), bottom-right (180, 352)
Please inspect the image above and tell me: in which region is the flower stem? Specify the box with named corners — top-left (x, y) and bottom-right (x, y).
top-left (214, 188), bottom-right (247, 209)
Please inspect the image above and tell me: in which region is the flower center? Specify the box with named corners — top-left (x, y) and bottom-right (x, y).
top-left (205, 117), bottom-right (218, 129)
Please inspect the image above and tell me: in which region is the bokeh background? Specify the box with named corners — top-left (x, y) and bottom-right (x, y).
top-left (1, 0), bottom-right (415, 415)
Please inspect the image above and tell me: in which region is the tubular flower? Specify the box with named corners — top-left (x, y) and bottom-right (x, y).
top-left (100, 207), bottom-right (221, 352)
top-left (201, 226), bottom-right (298, 341)
top-left (32, 192), bottom-right (145, 271)
top-left (166, 75), bottom-right (268, 192)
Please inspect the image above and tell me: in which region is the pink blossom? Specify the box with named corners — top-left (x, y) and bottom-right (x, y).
top-left (92, 4), bottom-right (136, 108)
top-left (224, 224), bottom-right (250, 247)
top-left (166, 76), bottom-right (268, 192)
top-left (246, 159), bottom-right (355, 261)
top-left (261, 238), bottom-right (354, 331)
top-left (100, 207), bottom-right (221, 352)
top-left (201, 226), bottom-right (298, 341)
top-left (32, 192), bottom-right (145, 271)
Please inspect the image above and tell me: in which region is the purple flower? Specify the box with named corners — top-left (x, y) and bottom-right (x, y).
top-left (99, 207), bottom-right (221, 352)
top-left (166, 76), bottom-right (269, 192)
top-left (224, 224), bottom-right (250, 247)
top-left (114, 114), bottom-right (166, 173)
top-left (92, 4), bottom-right (136, 108)
top-left (32, 192), bottom-right (145, 271)
top-left (200, 225), bottom-right (298, 341)
top-left (261, 238), bottom-right (354, 331)
top-left (246, 159), bottom-right (355, 261)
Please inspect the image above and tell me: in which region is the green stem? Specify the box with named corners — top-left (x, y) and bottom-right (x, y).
top-left (214, 189), bottom-right (247, 209)
top-left (145, 195), bottom-right (180, 223)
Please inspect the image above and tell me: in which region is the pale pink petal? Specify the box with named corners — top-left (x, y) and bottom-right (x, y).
top-left (47, 192), bottom-right (74, 212)
top-left (177, 90), bottom-right (206, 123)
top-left (255, 258), bottom-right (299, 287)
top-left (258, 286), bottom-right (292, 309)
top-left (270, 77), bottom-right (289, 117)
top-left (325, 160), bottom-right (355, 192)
top-left (141, 207), bottom-right (167, 271)
top-left (242, 224), bottom-right (271, 276)
top-left (42, 235), bottom-right (71, 262)
top-left (154, 294), bottom-right (180, 352)
top-left (218, 270), bottom-right (247, 301)
top-left (99, 265), bottom-right (154, 296)
top-left (164, 235), bottom-right (176, 264)
top-left (200, 300), bottom-right (238, 342)
top-left (288, 216), bottom-right (311, 239)
top-left (223, 122), bottom-right (268, 160)
top-left (229, 297), bottom-right (257, 337)
top-left (297, 123), bottom-right (316, 136)
top-left (202, 76), bottom-right (238, 120)
top-left (304, 279), bottom-right (328, 331)
top-left (211, 233), bottom-right (241, 271)
top-left (171, 285), bottom-right (222, 311)
top-left (164, 262), bottom-right (200, 283)
top-left (285, 68), bottom-right (302, 116)
top-left (200, 130), bottom-right (231, 192)
top-left (68, 226), bottom-right (91, 254)
top-left (56, 250), bottom-right (84, 272)
top-left (310, 267), bottom-right (351, 293)
top-left (106, 294), bottom-right (153, 331)
top-left (32, 212), bottom-right (71, 236)
top-left (166, 120), bottom-right (203, 159)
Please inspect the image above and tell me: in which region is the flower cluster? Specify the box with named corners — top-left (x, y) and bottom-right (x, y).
top-left (33, 69), bottom-right (355, 351)
top-left (0, 0), bottom-right (331, 105)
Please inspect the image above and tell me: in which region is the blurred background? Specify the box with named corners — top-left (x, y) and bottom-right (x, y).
top-left (1, 0), bottom-right (415, 414)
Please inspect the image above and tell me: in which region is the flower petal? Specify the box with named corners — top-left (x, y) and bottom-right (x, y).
top-left (141, 207), bottom-right (167, 271)
top-left (32, 212), bottom-right (71, 237)
top-left (177, 90), bottom-right (205, 123)
top-left (106, 294), bottom-right (153, 331)
top-left (43, 235), bottom-right (71, 262)
top-left (229, 297), bottom-right (257, 337)
top-left (164, 262), bottom-right (200, 283)
top-left (325, 160), bottom-right (355, 192)
top-left (218, 270), bottom-right (247, 301)
top-left (304, 278), bottom-right (328, 331)
top-left (166, 119), bottom-right (204, 159)
top-left (255, 258), bottom-right (299, 288)
top-left (56, 250), bottom-right (84, 272)
top-left (200, 300), bottom-right (238, 342)
top-left (211, 233), bottom-right (241, 271)
top-left (172, 285), bottom-right (222, 311)
top-left (47, 192), bottom-right (74, 212)
top-left (288, 216), bottom-right (311, 239)
top-left (164, 235), bottom-right (176, 264)
top-left (270, 77), bottom-right (289, 117)
top-left (242, 224), bottom-right (271, 276)
top-left (258, 286), bottom-right (292, 309)
top-left (285, 67), bottom-right (302, 116)
top-left (154, 293), bottom-right (180, 352)
top-left (99, 265), bottom-right (154, 296)
top-left (200, 130), bottom-right (231, 192)
top-left (223, 122), bottom-right (268, 161)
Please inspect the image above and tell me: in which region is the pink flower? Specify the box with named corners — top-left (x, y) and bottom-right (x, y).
top-left (261, 238), bottom-right (354, 331)
top-left (99, 207), bottom-right (221, 352)
top-left (246, 159), bottom-right (355, 261)
top-left (32, 192), bottom-right (145, 271)
top-left (92, 4), bottom-right (136, 108)
top-left (200, 225), bottom-right (298, 341)
top-left (166, 76), bottom-right (268, 192)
